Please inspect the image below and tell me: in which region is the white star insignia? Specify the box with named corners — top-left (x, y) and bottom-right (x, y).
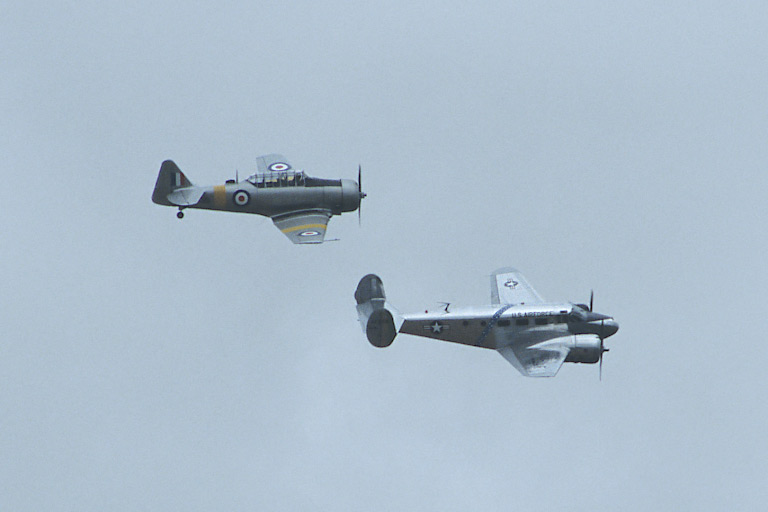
top-left (430, 321), bottom-right (443, 333)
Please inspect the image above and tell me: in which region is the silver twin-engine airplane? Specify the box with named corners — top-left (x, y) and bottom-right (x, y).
top-left (152, 154), bottom-right (366, 244)
top-left (355, 268), bottom-right (619, 378)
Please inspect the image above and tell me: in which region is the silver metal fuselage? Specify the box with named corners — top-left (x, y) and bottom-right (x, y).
top-left (354, 271), bottom-right (620, 377)
top-left (401, 303), bottom-right (573, 349)
top-left (400, 302), bottom-right (619, 364)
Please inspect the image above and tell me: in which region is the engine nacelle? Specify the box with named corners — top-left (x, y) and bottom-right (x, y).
top-left (340, 179), bottom-right (362, 213)
top-left (563, 334), bottom-right (602, 364)
top-left (355, 274), bottom-right (402, 348)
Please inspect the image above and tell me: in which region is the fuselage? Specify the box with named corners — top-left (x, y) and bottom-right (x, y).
top-left (354, 272), bottom-right (620, 376)
top-left (189, 174), bottom-right (361, 217)
top-left (401, 302), bottom-right (618, 351)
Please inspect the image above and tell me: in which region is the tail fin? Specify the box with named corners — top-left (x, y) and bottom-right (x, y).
top-left (355, 274), bottom-right (403, 348)
top-left (152, 160), bottom-right (195, 206)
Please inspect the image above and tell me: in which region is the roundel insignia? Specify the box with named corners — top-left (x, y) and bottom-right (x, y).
top-left (268, 162), bottom-right (291, 171)
top-left (233, 190), bottom-right (250, 206)
top-left (299, 230), bottom-right (320, 237)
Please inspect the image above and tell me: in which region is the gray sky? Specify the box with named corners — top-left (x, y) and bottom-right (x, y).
top-left (2, 1), bottom-right (767, 510)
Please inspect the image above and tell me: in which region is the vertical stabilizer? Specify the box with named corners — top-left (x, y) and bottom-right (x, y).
top-left (152, 160), bottom-right (195, 206)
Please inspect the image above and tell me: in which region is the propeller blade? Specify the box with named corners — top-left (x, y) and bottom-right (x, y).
top-left (598, 319), bottom-right (609, 381)
top-left (599, 319), bottom-right (604, 380)
top-left (599, 350), bottom-right (603, 381)
top-left (358, 164), bottom-right (364, 226)
top-left (589, 290), bottom-right (594, 312)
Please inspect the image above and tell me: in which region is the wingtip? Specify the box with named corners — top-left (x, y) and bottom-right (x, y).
top-left (491, 266), bottom-right (521, 275)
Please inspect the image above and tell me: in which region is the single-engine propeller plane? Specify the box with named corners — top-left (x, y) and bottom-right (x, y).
top-left (355, 268), bottom-right (619, 378)
top-left (152, 154), bottom-right (366, 244)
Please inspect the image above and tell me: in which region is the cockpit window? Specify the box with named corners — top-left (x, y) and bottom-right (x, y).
top-left (247, 171), bottom-right (306, 188)
top-left (568, 308), bottom-right (587, 322)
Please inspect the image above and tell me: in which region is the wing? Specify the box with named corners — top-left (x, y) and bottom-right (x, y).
top-left (490, 267), bottom-right (544, 305)
top-left (256, 154), bottom-right (293, 174)
top-left (271, 210), bottom-right (332, 244)
top-left (496, 331), bottom-right (570, 377)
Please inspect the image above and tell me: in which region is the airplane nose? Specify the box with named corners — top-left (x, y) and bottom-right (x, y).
top-left (603, 318), bottom-right (619, 337)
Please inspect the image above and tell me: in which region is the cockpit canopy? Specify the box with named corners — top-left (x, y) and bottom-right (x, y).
top-left (568, 303), bottom-right (612, 323)
top-left (568, 305), bottom-right (589, 322)
top-left (246, 170), bottom-right (306, 188)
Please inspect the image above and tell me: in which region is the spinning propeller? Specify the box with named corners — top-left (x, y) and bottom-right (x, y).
top-left (598, 319), bottom-right (609, 380)
top-left (589, 291), bottom-right (609, 381)
top-left (358, 164), bottom-right (367, 225)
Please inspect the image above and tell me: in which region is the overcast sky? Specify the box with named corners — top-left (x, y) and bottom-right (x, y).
top-left (2, 1), bottom-right (768, 510)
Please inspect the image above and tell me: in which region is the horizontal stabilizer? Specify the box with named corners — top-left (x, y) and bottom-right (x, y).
top-left (167, 187), bottom-right (204, 206)
top-left (355, 274), bottom-right (403, 347)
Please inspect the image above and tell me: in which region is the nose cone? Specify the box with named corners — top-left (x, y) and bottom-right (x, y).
top-left (340, 179), bottom-right (362, 212)
top-left (585, 317), bottom-right (619, 338)
top-left (602, 318), bottom-right (619, 337)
